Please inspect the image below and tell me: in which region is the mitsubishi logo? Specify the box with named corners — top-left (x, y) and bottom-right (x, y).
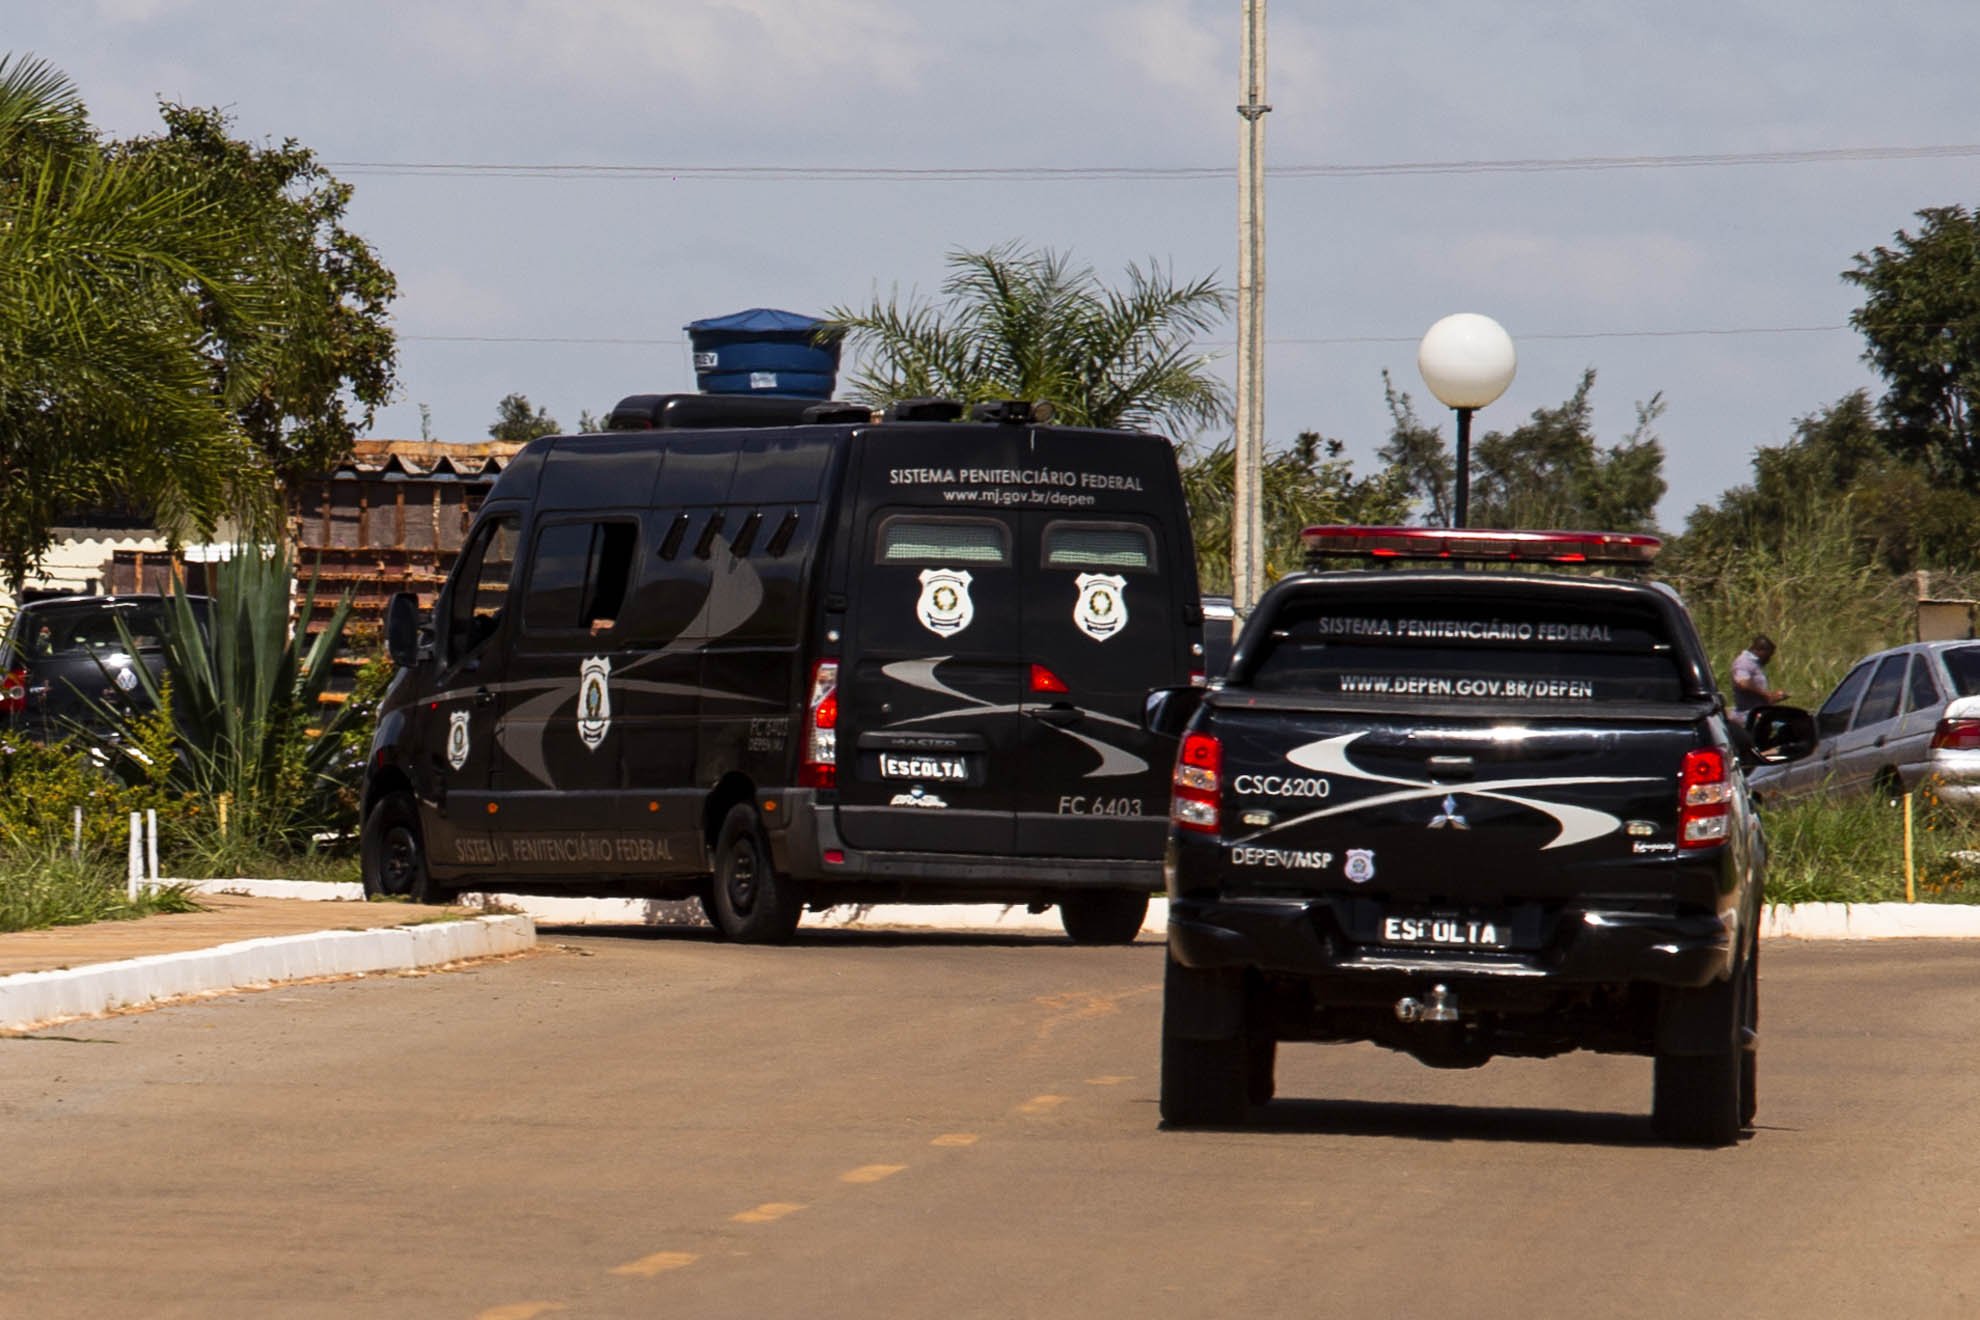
top-left (1427, 794), bottom-right (1470, 830)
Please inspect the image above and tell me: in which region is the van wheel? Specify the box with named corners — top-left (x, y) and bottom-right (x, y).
top-left (708, 804), bottom-right (803, 944)
top-left (361, 793), bottom-right (452, 905)
top-left (1159, 957), bottom-right (1253, 1127)
top-left (1651, 942), bottom-right (1750, 1147)
top-left (1059, 889), bottom-right (1150, 944)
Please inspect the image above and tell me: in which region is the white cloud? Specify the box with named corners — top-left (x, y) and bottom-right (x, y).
top-left (408, 0), bottom-right (932, 103)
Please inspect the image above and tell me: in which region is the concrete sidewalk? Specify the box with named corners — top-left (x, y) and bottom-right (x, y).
top-left (5, 879), bottom-right (1977, 1035)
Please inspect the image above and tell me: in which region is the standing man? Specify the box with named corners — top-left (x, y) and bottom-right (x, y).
top-left (1732, 635), bottom-right (1787, 715)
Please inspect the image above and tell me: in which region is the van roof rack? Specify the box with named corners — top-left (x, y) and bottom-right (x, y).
top-left (604, 393), bottom-right (824, 431)
top-left (1301, 525), bottom-right (1662, 569)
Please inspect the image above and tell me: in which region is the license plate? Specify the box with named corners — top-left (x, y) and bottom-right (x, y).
top-left (879, 753), bottom-right (968, 782)
top-left (1380, 913), bottom-right (1511, 950)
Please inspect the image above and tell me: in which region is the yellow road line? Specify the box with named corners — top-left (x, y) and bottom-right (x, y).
top-left (1085, 1075), bottom-right (1133, 1086)
top-left (1017, 1094), bottom-right (1068, 1115)
top-left (840, 1163), bottom-right (907, 1184)
top-left (930, 1132), bottom-right (979, 1147)
top-left (731, 1201), bottom-right (807, 1224)
top-left (475, 1304), bottom-right (566, 1320)
top-left (609, 1251), bottom-right (699, 1278)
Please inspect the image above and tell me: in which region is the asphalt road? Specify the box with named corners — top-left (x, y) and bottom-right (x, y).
top-left (3, 931), bottom-right (1977, 1319)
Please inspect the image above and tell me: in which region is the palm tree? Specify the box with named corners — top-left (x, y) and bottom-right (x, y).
top-left (824, 241), bottom-right (1232, 437)
top-left (0, 55), bottom-right (274, 592)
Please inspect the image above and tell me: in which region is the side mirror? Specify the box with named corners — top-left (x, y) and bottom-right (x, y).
top-left (1747, 705), bottom-right (1816, 764)
top-left (1144, 685), bottom-right (1206, 739)
top-left (384, 591), bottom-right (423, 668)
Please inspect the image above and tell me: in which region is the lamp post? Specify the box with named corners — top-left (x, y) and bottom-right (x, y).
top-left (1417, 313), bottom-right (1517, 528)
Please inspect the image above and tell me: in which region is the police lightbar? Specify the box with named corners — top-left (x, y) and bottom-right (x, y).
top-left (1300, 526), bottom-right (1662, 566)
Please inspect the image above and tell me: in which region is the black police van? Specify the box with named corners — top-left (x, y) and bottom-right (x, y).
top-left (361, 394), bottom-right (1205, 944)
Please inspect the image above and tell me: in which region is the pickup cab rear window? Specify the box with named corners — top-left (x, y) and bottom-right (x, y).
top-left (1246, 593), bottom-right (1685, 704)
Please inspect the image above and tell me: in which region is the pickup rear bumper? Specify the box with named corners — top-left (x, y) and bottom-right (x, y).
top-left (1168, 894), bottom-right (1737, 990)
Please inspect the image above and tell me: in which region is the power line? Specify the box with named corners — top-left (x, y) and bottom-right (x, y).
top-left (400, 323), bottom-right (1854, 348)
top-left (328, 142), bottom-right (1980, 184)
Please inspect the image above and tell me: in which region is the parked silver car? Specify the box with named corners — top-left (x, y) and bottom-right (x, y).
top-left (1747, 640), bottom-right (1980, 806)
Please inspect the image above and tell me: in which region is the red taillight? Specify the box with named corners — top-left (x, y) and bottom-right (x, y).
top-left (1172, 731), bottom-right (1223, 834)
top-left (799, 658), bottom-right (839, 788)
top-left (1189, 668), bottom-right (1207, 688)
top-left (1029, 664), bottom-right (1069, 694)
top-left (1678, 747), bottom-right (1731, 849)
top-left (0, 667), bottom-right (24, 715)
top-left (1931, 718), bottom-right (1980, 751)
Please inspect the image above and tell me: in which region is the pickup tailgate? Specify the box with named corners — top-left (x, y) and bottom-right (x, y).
top-left (1208, 698), bottom-right (1704, 905)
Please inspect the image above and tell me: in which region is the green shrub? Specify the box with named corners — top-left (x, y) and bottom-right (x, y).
top-left (1762, 786), bottom-right (1980, 905)
top-left (0, 840), bottom-right (200, 933)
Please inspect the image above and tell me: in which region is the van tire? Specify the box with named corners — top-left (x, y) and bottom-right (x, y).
top-left (1059, 889), bottom-right (1150, 944)
top-left (708, 804), bottom-right (803, 944)
top-left (361, 793), bottom-right (452, 905)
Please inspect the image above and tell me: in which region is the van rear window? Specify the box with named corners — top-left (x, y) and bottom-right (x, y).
top-left (1042, 522), bottom-right (1154, 571)
top-left (1246, 593), bottom-right (1685, 704)
top-left (876, 517), bottom-right (1009, 565)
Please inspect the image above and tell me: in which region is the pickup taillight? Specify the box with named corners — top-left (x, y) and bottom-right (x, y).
top-left (1931, 717), bottom-right (1980, 751)
top-left (1678, 747), bottom-right (1731, 849)
top-left (1172, 731), bottom-right (1223, 834)
top-left (0, 666), bottom-right (25, 716)
top-left (798, 658), bottom-right (838, 788)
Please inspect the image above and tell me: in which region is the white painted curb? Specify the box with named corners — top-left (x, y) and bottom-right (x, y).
top-left (0, 914), bottom-right (535, 1033)
top-left (177, 879), bottom-right (1980, 941)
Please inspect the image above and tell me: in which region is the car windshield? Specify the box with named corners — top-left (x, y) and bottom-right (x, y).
top-left (18, 602), bottom-right (174, 657)
top-left (1942, 645), bottom-right (1980, 697)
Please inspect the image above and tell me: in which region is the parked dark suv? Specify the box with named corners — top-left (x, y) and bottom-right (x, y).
top-left (0, 595), bottom-right (208, 739)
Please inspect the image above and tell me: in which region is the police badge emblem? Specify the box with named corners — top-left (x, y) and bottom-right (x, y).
top-left (915, 568), bottom-right (975, 637)
top-left (1345, 848), bottom-right (1377, 884)
top-left (446, 710), bottom-right (472, 770)
top-left (578, 656), bottom-right (612, 750)
top-left (1073, 573), bottom-right (1128, 641)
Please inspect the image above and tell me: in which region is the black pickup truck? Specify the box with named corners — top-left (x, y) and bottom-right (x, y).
top-left (1150, 527), bottom-right (1813, 1145)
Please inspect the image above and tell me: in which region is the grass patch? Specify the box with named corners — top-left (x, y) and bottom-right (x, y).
top-left (1762, 789), bottom-right (1980, 905)
top-left (166, 834), bottom-right (360, 886)
top-left (0, 843), bottom-right (203, 934)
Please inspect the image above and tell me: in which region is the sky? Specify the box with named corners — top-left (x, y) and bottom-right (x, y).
top-left (12, 0), bottom-right (1980, 530)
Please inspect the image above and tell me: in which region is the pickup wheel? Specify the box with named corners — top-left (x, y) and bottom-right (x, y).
top-left (360, 792), bottom-right (453, 905)
top-left (707, 804), bottom-right (803, 944)
top-left (1059, 890), bottom-right (1150, 945)
top-left (1652, 939), bottom-right (1753, 1147)
top-left (1160, 957), bottom-right (1255, 1126)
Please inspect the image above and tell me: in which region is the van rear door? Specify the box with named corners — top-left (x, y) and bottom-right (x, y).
top-left (835, 511), bottom-right (1022, 855)
top-left (1013, 512), bottom-right (1176, 858)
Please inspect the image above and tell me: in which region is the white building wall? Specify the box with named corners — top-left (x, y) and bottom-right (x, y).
top-left (0, 530), bottom-right (170, 628)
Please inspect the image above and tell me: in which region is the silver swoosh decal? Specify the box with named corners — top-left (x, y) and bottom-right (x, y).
top-left (881, 657), bottom-right (1146, 778)
top-left (1247, 732), bottom-right (1661, 851)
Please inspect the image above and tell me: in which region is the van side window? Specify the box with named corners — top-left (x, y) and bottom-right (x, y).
top-left (657, 513), bottom-right (690, 561)
top-left (1042, 521), bottom-right (1155, 572)
top-left (765, 510), bottom-right (800, 557)
top-left (730, 512), bottom-right (763, 557)
top-left (876, 516), bottom-right (1009, 565)
top-left (446, 513), bottom-right (520, 664)
top-left (524, 520), bottom-right (638, 632)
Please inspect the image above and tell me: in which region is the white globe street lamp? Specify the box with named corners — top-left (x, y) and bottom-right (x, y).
top-left (1417, 313), bottom-right (1517, 528)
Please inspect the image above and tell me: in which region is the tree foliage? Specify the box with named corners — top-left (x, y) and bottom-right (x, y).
top-left (0, 56), bottom-right (272, 590)
top-left (1377, 369), bottom-right (1666, 531)
top-left (1843, 205), bottom-right (1980, 487)
top-left (112, 104), bottom-right (399, 480)
top-left (489, 393), bottom-right (561, 443)
top-left (825, 241), bottom-right (1232, 437)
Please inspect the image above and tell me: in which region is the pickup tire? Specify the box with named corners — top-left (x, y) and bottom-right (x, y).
top-left (1160, 958), bottom-right (1254, 1126)
top-left (360, 793), bottom-right (454, 905)
top-left (707, 804), bottom-right (803, 944)
top-left (1059, 890), bottom-right (1150, 945)
top-left (1652, 941), bottom-right (1754, 1147)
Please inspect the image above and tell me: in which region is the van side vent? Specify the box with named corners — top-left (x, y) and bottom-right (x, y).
top-left (883, 397), bottom-right (966, 423)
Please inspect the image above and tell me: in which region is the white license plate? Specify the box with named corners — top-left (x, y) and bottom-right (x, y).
top-left (879, 753), bottom-right (968, 782)
top-left (1380, 914), bottom-right (1511, 950)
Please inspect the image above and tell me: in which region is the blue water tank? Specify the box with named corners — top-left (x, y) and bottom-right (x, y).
top-left (685, 308), bottom-right (841, 399)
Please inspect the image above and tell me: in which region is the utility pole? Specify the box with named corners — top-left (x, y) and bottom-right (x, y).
top-left (1233, 0), bottom-right (1270, 613)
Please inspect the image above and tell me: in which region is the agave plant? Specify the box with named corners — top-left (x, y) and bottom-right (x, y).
top-left (99, 545), bottom-right (361, 849)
